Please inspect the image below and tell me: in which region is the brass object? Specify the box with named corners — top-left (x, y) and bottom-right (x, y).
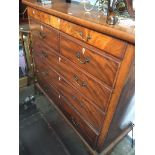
top-left (116, 1), bottom-right (126, 13)
top-left (44, 87), bottom-right (49, 92)
top-left (39, 31), bottom-right (46, 39)
top-left (79, 31), bottom-right (83, 37)
top-left (41, 51), bottom-right (48, 58)
top-left (106, 7), bottom-right (118, 25)
top-left (83, 0), bottom-right (135, 25)
top-left (76, 52), bottom-right (90, 64)
top-left (71, 117), bottom-right (80, 127)
top-left (86, 35), bottom-right (92, 42)
top-left (41, 71), bottom-right (48, 76)
top-left (72, 95), bottom-right (83, 107)
top-left (73, 74), bottom-right (87, 87)
top-left (78, 31), bottom-right (91, 42)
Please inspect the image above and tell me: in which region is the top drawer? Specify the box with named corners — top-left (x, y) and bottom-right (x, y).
top-left (60, 19), bottom-right (127, 59)
top-left (28, 7), bottom-right (60, 30)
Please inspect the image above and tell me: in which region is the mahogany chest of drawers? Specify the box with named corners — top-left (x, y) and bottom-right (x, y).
top-left (23, 0), bottom-right (135, 153)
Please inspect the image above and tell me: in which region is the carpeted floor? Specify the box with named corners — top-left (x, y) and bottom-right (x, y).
top-left (19, 85), bottom-right (135, 155)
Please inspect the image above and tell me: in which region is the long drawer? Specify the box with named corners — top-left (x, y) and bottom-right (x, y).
top-left (29, 19), bottom-right (60, 53)
top-left (60, 19), bottom-right (127, 59)
top-left (60, 33), bottom-right (120, 88)
top-left (37, 76), bottom-right (98, 148)
top-left (59, 56), bottom-right (111, 112)
top-left (28, 7), bottom-right (60, 29)
top-left (59, 95), bottom-right (98, 149)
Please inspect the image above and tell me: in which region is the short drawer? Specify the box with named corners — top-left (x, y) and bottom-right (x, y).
top-left (59, 56), bottom-right (111, 112)
top-left (28, 7), bottom-right (60, 29)
top-left (30, 19), bottom-right (59, 52)
top-left (60, 34), bottom-right (120, 88)
top-left (57, 76), bottom-right (104, 132)
top-left (32, 41), bottom-right (60, 73)
top-left (60, 20), bottom-right (127, 59)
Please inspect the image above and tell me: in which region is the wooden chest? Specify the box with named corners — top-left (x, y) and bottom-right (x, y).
top-left (23, 0), bottom-right (135, 152)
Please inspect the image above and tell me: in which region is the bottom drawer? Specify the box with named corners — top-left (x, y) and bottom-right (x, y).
top-left (37, 78), bottom-right (98, 148)
top-left (57, 95), bottom-right (98, 149)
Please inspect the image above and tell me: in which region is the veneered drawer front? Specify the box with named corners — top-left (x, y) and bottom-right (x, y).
top-left (57, 93), bottom-right (98, 148)
top-left (37, 76), bottom-right (98, 148)
top-left (60, 20), bottom-right (126, 59)
top-left (59, 57), bottom-right (111, 112)
top-left (28, 7), bottom-right (60, 29)
top-left (57, 76), bottom-right (104, 132)
top-left (32, 41), bottom-right (60, 73)
top-left (34, 54), bottom-right (60, 88)
top-left (29, 19), bottom-right (59, 52)
top-left (38, 77), bottom-right (61, 105)
top-left (60, 34), bottom-right (120, 88)
top-left (37, 75), bottom-right (52, 96)
top-left (34, 55), bottom-right (104, 132)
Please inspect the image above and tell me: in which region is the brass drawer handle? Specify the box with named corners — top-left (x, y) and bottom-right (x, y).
top-left (41, 51), bottom-right (48, 58)
top-left (72, 95), bottom-right (83, 107)
top-left (39, 31), bottom-right (46, 39)
top-left (73, 75), bottom-right (87, 87)
top-left (78, 31), bottom-right (91, 42)
top-left (44, 87), bottom-right (49, 93)
top-left (41, 71), bottom-right (49, 76)
top-left (76, 52), bottom-right (90, 64)
top-left (71, 117), bottom-right (80, 128)
top-left (36, 70), bottom-right (48, 76)
top-left (36, 69), bottom-right (39, 73)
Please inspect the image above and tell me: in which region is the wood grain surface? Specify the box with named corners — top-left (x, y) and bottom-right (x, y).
top-left (25, 1), bottom-right (135, 152)
top-left (28, 7), bottom-right (60, 29)
top-left (29, 18), bottom-right (60, 52)
top-left (24, 0), bottom-right (135, 44)
top-left (58, 56), bottom-right (112, 113)
top-left (60, 20), bottom-right (127, 59)
top-left (60, 33), bottom-right (121, 88)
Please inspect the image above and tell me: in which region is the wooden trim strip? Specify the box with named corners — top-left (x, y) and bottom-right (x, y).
top-left (97, 44), bottom-right (135, 151)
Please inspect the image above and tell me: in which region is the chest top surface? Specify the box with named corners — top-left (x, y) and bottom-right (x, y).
top-left (23, 0), bottom-right (135, 44)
